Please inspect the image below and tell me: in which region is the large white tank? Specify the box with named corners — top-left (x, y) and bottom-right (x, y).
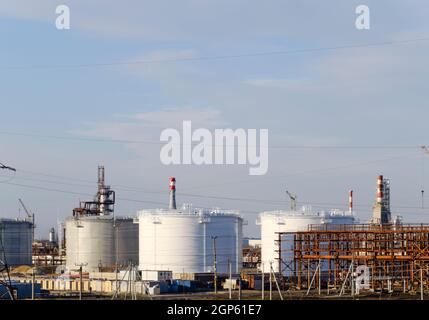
top-left (137, 206), bottom-right (243, 274)
top-left (65, 215), bottom-right (139, 272)
top-left (0, 219), bottom-right (33, 266)
top-left (114, 217), bottom-right (139, 268)
top-left (258, 206), bottom-right (355, 273)
top-left (65, 216), bottom-right (115, 272)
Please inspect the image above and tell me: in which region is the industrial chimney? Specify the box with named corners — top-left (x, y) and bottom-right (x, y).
top-left (72, 166), bottom-right (115, 217)
top-left (169, 177), bottom-right (177, 210)
top-left (348, 190), bottom-right (353, 214)
top-left (372, 175), bottom-right (392, 225)
top-left (376, 175), bottom-right (384, 205)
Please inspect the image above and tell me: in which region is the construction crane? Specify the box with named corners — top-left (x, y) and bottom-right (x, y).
top-left (286, 191), bottom-right (297, 211)
top-left (18, 198), bottom-right (35, 224)
top-left (18, 199), bottom-right (35, 248)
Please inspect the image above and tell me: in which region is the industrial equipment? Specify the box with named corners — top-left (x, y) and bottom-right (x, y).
top-left (65, 166), bottom-right (138, 272)
top-left (72, 166), bottom-right (115, 217)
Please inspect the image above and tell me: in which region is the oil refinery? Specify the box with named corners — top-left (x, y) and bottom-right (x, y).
top-left (1, 165), bottom-right (429, 301)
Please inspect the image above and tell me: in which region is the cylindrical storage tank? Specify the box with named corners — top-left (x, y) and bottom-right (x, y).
top-left (259, 207), bottom-right (355, 274)
top-left (206, 212), bottom-right (243, 274)
top-left (114, 217), bottom-right (139, 268)
top-left (65, 216), bottom-right (115, 272)
top-left (0, 219), bottom-right (33, 266)
top-left (137, 207), bottom-right (242, 274)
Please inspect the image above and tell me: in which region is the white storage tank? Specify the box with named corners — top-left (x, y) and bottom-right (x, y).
top-left (65, 215), bottom-right (115, 272)
top-left (65, 215), bottom-right (139, 272)
top-left (0, 219), bottom-right (33, 266)
top-left (114, 217), bottom-right (139, 268)
top-left (258, 206), bottom-right (355, 273)
top-left (137, 205), bottom-right (243, 274)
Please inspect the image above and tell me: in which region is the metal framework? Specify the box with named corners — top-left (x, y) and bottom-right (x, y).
top-left (277, 224), bottom-right (429, 295)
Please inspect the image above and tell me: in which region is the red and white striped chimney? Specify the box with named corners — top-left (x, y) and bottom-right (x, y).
top-left (376, 175), bottom-right (384, 205)
top-left (349, 190), bottom-right (353, 214)
top-left (169, 177), bottom-right (177, 210)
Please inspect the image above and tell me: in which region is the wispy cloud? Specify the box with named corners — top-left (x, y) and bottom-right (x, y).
top-left (244, 78), bottom-right (310, 89)
top-left (70, 106), bottom-right (227, 143)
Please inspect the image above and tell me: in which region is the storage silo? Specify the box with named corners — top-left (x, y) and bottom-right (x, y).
top-left (65, 215), bottom-right (115, 272)
top-left (258, 206), bottom-right (355, 273)
top-left (0, 219), bottom-right (33, 266)
top-left (114, 217), bottom-right (139, 268)
top-left (137, 206), bottom-right (243, 274)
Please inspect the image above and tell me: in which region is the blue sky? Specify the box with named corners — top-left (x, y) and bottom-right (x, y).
top-left (0, 0), bottom-right (429, 238)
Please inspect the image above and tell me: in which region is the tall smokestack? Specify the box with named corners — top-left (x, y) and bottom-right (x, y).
top-left (376, 175), bottom-right (384, 205)
top-left (98, 165), bottom-right (105, 190)
top-left (349, 190), bottom-right (353, 214)
top-left (169, 177), bottom-right (177, 210)
top-left (372, 174), bottom-right (391, 225)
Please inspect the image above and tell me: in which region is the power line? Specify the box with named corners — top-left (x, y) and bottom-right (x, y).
top-left (1, 180), bottom-right (428, 215)
top-left (182, 154), bottom-right (420, 191)
top-left (0, 181), bottom-right (166, 207)
top-left (0, 131), bottom-right (424, 150)
top-left (0, 153), bottom-right (422, 207)
top-left (1, 37), bottom-right (429, 70)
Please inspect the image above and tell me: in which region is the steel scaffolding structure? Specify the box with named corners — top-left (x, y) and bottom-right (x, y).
top-left (277, 224), bottom-right (429, 295)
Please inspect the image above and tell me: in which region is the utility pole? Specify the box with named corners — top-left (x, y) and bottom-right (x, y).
top-left (212, 236), bottom-right (218, 294)
top-left (238, 276), bottom-right (242, 300)
top-left (261, 263), bottom-right (265, 300)
top-left (318, 258), bottom-right (321, 296)
top-left (0, 169), bottom-right (16, 301)
top-left (114, 220), bottom-right (119, 299)
top-left (75, 263), bottom-right (87, 300)
top-left (228, 258), bottom-right (232, 300)
top-left (421, 267), bottom-right (424, 301)
top-left (421, 146), bottom-right (429, 208)
top-left (351, 255), bottom-right (355, 298)
top-left (79, 265), bottom-right (83, 300)
top-left (31, 268), bottom-right (35, 300)
top-left (269, 261), bottom-right (272, 300)
top-left (0, 244), bottom-right (14, 300)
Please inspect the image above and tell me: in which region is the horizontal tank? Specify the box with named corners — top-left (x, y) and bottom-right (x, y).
top-left (0, 219), bottom-right (33, 266)
top-left (258, 206), bottom-right (355, 273)
top-left (137, 205), bottom-right (243, 274)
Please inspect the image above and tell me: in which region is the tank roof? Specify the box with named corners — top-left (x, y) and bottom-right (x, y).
top-left (0, 218), bottom-right (33, 224)
top-left (65, 215), bottom-right (114, 222)
top-left (260, 207), bottom-right (354, 218)
top-left (138, 204), bottom-right (241, 218)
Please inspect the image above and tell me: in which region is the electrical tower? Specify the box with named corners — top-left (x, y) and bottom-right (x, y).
top-left (0, 162), bottom-right (16, 300)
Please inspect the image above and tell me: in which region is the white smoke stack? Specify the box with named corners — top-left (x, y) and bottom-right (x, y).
top-left (169, 177), bottom-right (177, 210)
top-left (349, 190), bottom-right (353, 214)
top-left (376, 175), bottom-right (384, 205)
